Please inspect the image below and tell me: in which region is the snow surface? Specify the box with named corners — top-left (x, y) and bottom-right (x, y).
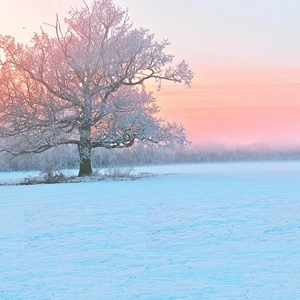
top-left (0, 161), bottom-right (300, 299)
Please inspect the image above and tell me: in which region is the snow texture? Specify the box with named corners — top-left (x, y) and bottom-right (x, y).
top-left (0, 161), bottom-right (300, 299)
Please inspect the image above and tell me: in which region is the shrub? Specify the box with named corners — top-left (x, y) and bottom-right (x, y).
top-left (22, 171), bottom-right (69, 185)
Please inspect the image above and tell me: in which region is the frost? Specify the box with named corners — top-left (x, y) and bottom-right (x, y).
top-left (0, 0), bottom-right (193, 176)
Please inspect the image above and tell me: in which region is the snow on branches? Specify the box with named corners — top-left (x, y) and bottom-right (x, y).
top-left (0, 0), bottom-right (193, 176)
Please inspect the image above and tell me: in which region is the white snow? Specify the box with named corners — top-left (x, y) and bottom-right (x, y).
top-left (0, 161), bottom-right (300, 299)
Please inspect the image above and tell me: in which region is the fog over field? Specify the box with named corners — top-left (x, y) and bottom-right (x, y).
top-left (1, 142), bottom-right (300, 173)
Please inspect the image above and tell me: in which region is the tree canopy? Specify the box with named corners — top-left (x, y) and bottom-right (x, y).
top-left (0, 0), bottom-right (193, 176)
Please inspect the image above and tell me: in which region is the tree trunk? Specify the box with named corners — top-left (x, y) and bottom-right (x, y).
top-left (78, 126), bottom-right (92, 177)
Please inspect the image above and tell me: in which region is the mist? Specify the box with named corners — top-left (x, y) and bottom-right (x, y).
top-left (1, 142), bottom-right (300, 173)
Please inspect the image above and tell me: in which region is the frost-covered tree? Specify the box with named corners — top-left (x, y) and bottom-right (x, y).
top-left (0, 0), bottom-right (193, 176)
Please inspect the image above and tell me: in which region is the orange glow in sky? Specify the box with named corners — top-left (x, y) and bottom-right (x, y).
top-left (153, 68), bottom-right (300, 146)
top-left (1, 0), bottom-right (300, 148)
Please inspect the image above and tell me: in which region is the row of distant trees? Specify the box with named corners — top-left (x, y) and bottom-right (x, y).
top-left (1, 141), bottom-right (300, 172)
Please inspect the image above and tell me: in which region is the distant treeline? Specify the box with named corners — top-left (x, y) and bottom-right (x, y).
top-left (1, 143), bottom-right (300, 172)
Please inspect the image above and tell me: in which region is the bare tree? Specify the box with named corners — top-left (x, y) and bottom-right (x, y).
top-left (0, 0), bottom-right (193, 176)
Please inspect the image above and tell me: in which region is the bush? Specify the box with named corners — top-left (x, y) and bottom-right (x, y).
top-left (22, 171), bottom-right (70, 185)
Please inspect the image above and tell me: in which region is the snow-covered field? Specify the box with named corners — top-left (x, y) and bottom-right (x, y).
top-left (0, 161), bottom-right (300, 299)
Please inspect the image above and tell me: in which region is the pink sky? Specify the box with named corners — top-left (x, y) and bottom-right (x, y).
top-left (1, 0), bottom-right (300, 147)
top-left (153, 68), bottom-right (300, 146)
